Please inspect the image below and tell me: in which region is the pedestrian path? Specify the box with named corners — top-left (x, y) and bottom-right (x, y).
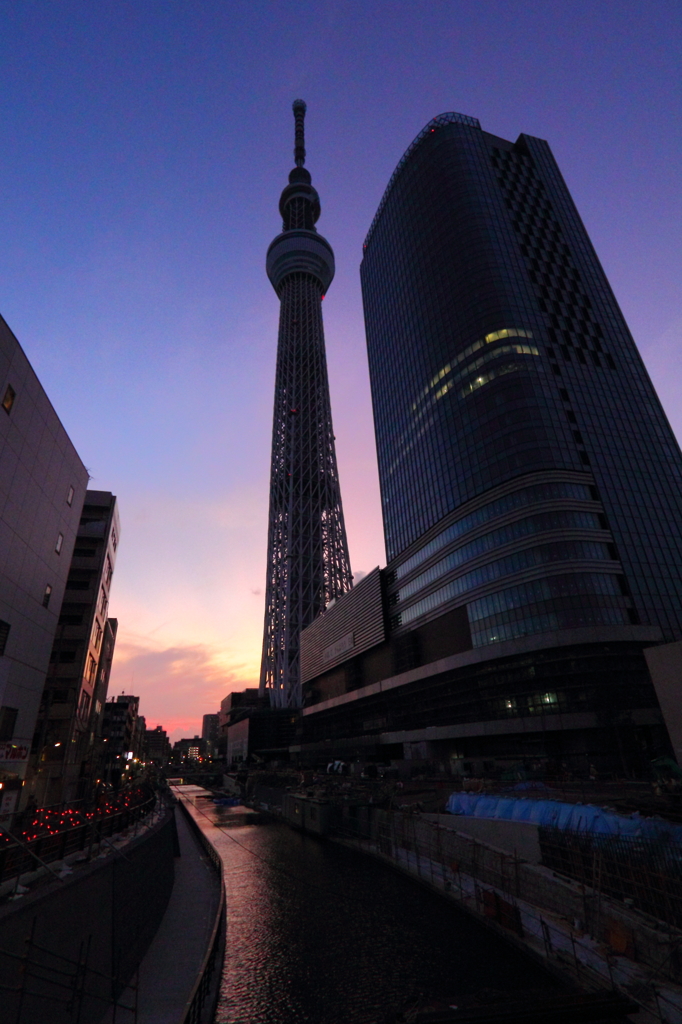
top-left (102, 803), bottom-right (222, 1024)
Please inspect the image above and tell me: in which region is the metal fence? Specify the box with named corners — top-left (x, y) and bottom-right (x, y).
top-left (175, 797), bottom-right (226, 1024)
top-left (331, 812), bottom-right (682, 1024)
top-left (0, 918), bottom-right (141, 1024)
top-left (0, 801), bottom-right (176, 1024)
top-left (539, 826), bottom-right (682, 931)
top-left (0, 791), bottom-right (157, 889)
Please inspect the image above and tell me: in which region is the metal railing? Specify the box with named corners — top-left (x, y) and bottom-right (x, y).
top-left (0, 918), bottom-right (140, 1024)
top-left (331, 811), bottom-right (682, 1024)
top-left (0, 790), bottom-right (157, 889)
top-left (539, 826), bottom-right (682, 930)
top-left (175, 797), bottom-right (226, 1024)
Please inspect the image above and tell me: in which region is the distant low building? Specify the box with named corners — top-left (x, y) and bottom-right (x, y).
top-left (219, 690), bottom-right (261, 735)
top-left (226, 708), bottom-right (296, 765)
top-left (101, 694), bottom-right (139, 787)
top-left (218, 688), bottom-right (283, 764)
top-left (173, 735), bottom-right (205, 761)
top-left (144, 725), bottom-right (171, 764)
top-left (202, 713), bottom-right (219, 757)
top-left (133, 714), bottom-right (146, 759)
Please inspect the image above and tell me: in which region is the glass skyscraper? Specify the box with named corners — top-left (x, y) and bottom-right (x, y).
top-left (361, 112), bottom-right (682, 651)
top-left (295, 111), bottom-right (680, 774)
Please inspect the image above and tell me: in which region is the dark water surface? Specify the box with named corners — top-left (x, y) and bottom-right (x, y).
top-left (190, 801), bottom-right (558, 1024)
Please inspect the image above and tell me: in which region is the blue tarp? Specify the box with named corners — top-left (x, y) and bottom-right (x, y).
top-left (445, 792), bottom-right (682, 843)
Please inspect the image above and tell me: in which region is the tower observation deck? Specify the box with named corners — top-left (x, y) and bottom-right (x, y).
top-left (260, 101), bottom-right (352, 708)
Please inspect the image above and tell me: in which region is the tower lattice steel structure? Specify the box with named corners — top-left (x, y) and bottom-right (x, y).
top-left (259, 100), bottom-right (352, 708)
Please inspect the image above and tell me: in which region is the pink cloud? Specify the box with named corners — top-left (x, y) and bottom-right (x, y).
top-left (109, 635), bottom-right (254, 743)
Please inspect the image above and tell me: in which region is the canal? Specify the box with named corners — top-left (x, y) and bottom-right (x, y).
top-left (187, 800), bottom-right (560, 1024)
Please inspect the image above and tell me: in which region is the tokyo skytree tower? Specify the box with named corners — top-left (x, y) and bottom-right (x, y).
top-left (259, 100), bottom-right (352, 708)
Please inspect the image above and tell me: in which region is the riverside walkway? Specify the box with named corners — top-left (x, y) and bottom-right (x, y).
top-left (102, 793), bottom-right (223, 1024)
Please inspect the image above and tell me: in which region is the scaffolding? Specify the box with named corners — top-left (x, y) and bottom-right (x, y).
top-left (332, 810), bottom-right (682, 1024)
top-left (0, 918), bottom-right (139, 1024)
top-left (539, 826), bottom-right (682, 931)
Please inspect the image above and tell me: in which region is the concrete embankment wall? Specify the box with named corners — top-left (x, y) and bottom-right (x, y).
top-left (0, 807), bottom-right (177, 1024)
top-left (372, 810), bottom-right (682, 987)
top-left (423, 812), bottom-right (542, 863)
top-left (331, 807), bottom-right (682, 1022)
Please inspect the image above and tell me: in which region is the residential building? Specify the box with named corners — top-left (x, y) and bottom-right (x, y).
top-left (0, 314), bottom-right (88, 814)
top-left (29, 492), bottom-right (120, 805)
top-left (202, 713), bottom-right (219, 757)
top-left (144, 725), bottom-right (171, 764)
top-left (219, 690), bottom-right (261, 762)
top-left (173, 736), bottom-right (205, 761)
top-left (218, 689), bottom-right (261, 743)
top-left (88, 617), bottom-right (118, 773)
top-left (298, 112), bottom-right (682, 776)
top-left (101, 694), bottom-right (139, 787)
top-left (133, 714), bottom-right (146, 759)
top-left (226, 710), bottom-right (296, 765)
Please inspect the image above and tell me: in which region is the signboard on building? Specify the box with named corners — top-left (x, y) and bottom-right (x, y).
top-left (300, 567), bottom-right (385, 683)
top-left (0, 743), bottom-right (29, 762)
top-left (322, 632), bottom-right (354, 664)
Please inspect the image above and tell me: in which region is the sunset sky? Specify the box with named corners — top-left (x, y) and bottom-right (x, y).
top-left (0, 1), bottom-right (679, 741)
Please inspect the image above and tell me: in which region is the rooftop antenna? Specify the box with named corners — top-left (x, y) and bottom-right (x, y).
top-left (293, 99), bottom-right (306, 167)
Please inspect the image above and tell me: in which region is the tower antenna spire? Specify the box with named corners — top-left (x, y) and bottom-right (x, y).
top-left (261, 103), bottom-right (352, 708)
top-left (293, 99), bottom-right (306, 167)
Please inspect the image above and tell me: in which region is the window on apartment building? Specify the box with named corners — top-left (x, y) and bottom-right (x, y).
top-left (0, 620), bottom-right (10, 656)
top-left (87, 654), bottom-right (97, 683)
top-left (78, 690), bottom-right (91, 719)
top-left (73, 544), bottom-right (97, 558)
top-left (104, 557), bottom-right (113, 589)
top-left (42, 585), bottom-right (53, 608)
top-left (67, 485), bottom-right (74, 506)
top-left (111, 527), bottom-right (118, 551)
top-left (66, 571), bottom-right (93, 590)
top-left (99, 590), bottom-right (108, 618)
top-left (55, 533), bottom-right (64, 554)
top-left (2, 384), bottom-right (16, 414)
top-left (92, 621), bottom-right (103, 651)
top-left (59, 605), bottom-right (85, 626)
top-left (0, 706), bottom-right (18, 740)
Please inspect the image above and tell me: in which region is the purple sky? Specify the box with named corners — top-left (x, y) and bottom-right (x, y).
top-left (0, 1), bottom-right (679, 741)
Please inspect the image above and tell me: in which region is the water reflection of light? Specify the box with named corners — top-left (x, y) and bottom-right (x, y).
top-left (184, 802), bottom-right (559, 1024)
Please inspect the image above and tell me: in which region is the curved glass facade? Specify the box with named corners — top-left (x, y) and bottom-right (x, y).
top-left (397, 539), bottom-right (612, 610)
top-left (361, 115), bottom-right (682, 644)
top-left (467, 572), bottom-right (628, 647)
top-left (397, 508), bottom-right (602, 594)
top-left (395, 478), bottom-right (593, 579)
